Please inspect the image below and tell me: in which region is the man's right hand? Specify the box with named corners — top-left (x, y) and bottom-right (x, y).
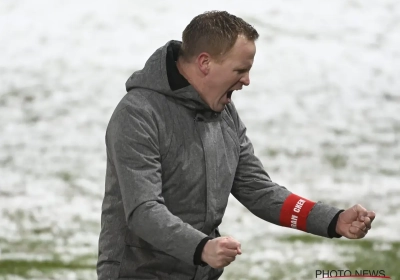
top-left (201, 236), bottom-right (241, 268)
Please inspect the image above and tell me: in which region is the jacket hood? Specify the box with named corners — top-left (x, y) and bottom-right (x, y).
top-left (125, 40), bottom-right (212, 111)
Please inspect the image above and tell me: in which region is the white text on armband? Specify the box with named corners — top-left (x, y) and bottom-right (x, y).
top-left (290, 199), bottom-right (306, 228)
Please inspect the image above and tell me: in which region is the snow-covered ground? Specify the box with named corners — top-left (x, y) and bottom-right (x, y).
top-left (1, 0), bottom-right (399, 279)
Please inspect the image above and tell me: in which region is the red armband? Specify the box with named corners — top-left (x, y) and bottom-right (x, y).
top-left (279, 194), bottom-right (316, 232)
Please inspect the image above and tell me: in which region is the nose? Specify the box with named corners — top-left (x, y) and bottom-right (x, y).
top-left (240, 72), bottom-right (250, 86)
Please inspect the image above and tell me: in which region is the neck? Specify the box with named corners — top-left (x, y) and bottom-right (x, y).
top-left (176, 57), bottom-right (203, 93)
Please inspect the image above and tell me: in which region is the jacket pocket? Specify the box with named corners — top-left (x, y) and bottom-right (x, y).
top-left (118, 245), bottom-right (179, 279)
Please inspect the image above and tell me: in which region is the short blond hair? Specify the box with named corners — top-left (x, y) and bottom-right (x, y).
top-left (180, 11), bottom-right (259, 61)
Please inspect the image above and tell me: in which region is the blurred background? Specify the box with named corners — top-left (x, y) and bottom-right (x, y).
top-left (1, 0), bottom-right (399, 279)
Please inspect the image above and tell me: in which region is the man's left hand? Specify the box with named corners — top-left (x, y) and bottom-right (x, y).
top-left (335, 204), bottom-right (375, 239)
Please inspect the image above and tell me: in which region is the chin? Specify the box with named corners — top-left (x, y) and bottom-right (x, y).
top-left (212, 105), bottom-right (226, 112)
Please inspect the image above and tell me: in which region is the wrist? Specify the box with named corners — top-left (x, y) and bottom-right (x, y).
top-left (328, 210), bottom-right (344, 238)
top-left (201, 240), bottom-right (211, 263)
top-left (335, 215), bottom-right (344, 236)
top-left (335, 211), bottom-right (345, 237)
top-left (194, 237), bottom-right (212, 266)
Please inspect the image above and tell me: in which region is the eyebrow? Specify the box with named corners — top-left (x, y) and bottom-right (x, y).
top-left (234, 64), bottom-right (253, 71)
top-left (235, 67), bottom-right (251, 72)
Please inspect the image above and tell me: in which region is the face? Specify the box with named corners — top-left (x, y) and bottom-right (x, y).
top-left (198, 35), bottom-right (256, 112)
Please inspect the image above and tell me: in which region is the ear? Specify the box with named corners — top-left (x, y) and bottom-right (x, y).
top-left (196, 52), bottom-right (211, 75)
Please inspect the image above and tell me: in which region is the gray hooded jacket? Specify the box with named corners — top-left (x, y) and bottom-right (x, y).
top-left (97, 41), bottom-right (340, 280)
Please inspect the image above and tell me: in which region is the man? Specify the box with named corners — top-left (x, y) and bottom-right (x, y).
top-left (97, 11), bottom-right (375, 280)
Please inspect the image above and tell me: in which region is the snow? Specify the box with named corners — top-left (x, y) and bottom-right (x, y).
top-left (1, 0), bottom-right (399, 279)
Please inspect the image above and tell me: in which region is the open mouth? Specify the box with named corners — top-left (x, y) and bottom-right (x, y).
top-left (224, 90), bottom-right (234, 104)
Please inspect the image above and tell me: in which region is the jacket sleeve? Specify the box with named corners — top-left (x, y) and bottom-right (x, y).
top-left (228, 103), bottom-right (341, 237)
top-left (106, 99), bottom-right (207, 265)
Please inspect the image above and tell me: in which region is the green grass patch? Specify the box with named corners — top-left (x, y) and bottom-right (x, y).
top-left (278, 233), bottom-right (325, 244)
top-left (323, 153), bottom-right (348, 169)
top-left (2, 235), bottom-right (399, 280)
top-left (223, 234), bottom-right (400, 280)
top-left (0, 259), bottom-right (94, 277)
top-left (55, 171), bottom-right (74, 182)
top-left (279, 234), bottom-right (400, 279)
top-left (343, 240), bottom-right (400, 279)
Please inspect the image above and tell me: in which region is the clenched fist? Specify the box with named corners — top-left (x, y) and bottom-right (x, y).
top-left (201, 236), bottom-right (242, 268)
top-left (336, 204), bottom-right (376, 239)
